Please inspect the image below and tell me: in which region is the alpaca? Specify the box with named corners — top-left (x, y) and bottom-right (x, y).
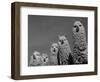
top-left (58, 35), bottom-right (74, 65)
top-left (29, 51), bottom-right (42, 66)
top-left (72, 21), bottom-right (88, 64)
top-left (41, 53), bottom-right (49, 66)
top-left (50, 43), bottom-right (60, 65)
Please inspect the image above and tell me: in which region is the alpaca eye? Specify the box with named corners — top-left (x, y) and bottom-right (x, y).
top-left (74, 25), bottom-right (77, 28)
top-left (51, 46), bottom-right (54, 48)
top-left (79, 24), bottom-right (82, 27)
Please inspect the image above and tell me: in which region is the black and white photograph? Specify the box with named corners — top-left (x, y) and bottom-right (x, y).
top-left (11, 2), bottom-right (97, 79)
top-left (28, 15), bottom-right (88, 66)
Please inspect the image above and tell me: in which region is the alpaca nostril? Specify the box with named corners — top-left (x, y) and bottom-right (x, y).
top-left (53, 49), bottom-right (56, 52)
top-left (76, 27), bottom-right (79, 32)
top-left (59, 40), bottom-right (64, 45)
top-left (61, 41), bottom-right (64, 45)
top-left (44, 59), bottom-right (46, 62)
top-left (74, 25), bottom-right (77, 28)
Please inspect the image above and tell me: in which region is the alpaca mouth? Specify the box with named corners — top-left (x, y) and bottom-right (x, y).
top-left (61, 41), bottom-right (64, 45)
top-left (60, 40), bottom-right (64, 45)
top-left (53, 49), bottom-right (56, 52)
top-left (44, 59), bottom-right (46, 62)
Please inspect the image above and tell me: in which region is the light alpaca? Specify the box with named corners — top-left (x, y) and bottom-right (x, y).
top-left (58, 35), bottom-right (74, 65)
top-left (50, 43), bottom-right (60, 65)
top-left (29, 51), bottom-right (42, 66)
top-left (72, 21), bottom-right (88, 64)
top-left (41, 53), bottom-right (49, 66)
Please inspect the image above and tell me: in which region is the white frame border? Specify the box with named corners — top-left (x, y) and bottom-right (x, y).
top-left (20, 6), bottom-right (95, 75)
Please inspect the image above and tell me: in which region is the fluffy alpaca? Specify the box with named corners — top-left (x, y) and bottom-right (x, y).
top-left (72, 21), bottom-right (88, 64)
top-left (50, 43), bottom-right (60, 65)
top-left (41, 53), bottom-right (49, 66)
top-left (29, 51), bottom-right (42, 66)
top-left (58, 35), bottom-right (74, 65)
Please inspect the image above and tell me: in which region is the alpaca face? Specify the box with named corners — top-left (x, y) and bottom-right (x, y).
top-left (41, 53), bottom-right (49, 64)
top-left (58, 35), bottom-right (68, 46)
top-left (50, 43), bottom-right (59, 55)
top-left (33, 51), bottom-right (42, 64)
top-left (29, 51), bottom-right (41, 66)
top-left (73, 21), bottom-right (84, 34)
top-left (33, 51), bottom-right (41, 60)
